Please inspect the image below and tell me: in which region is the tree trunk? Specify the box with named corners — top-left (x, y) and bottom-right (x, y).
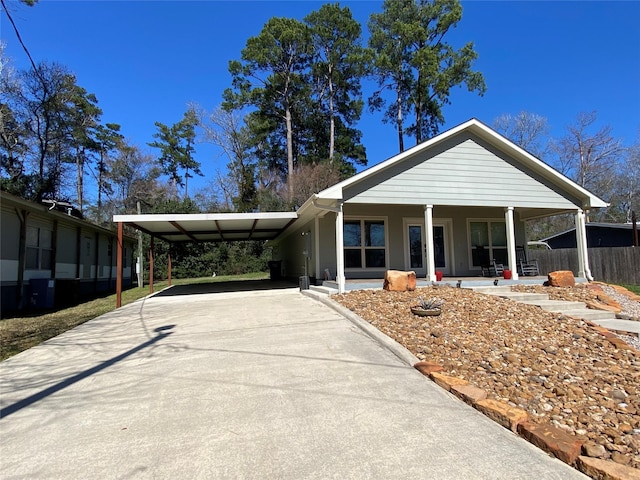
top-left (415, 69), bottom-right (423, 145)
top-left (285, 104), bottom-right (295, 201)
top-left (396, 87), bottom-right (404, 153)
top-left (185, 166), bottom-right (189, 200)
top-left (76, 147), bottom-right (84, 212)
top-left (97, 150), bottom-right (104, 224)
top-left (328, 69), bottom-right (335, 162)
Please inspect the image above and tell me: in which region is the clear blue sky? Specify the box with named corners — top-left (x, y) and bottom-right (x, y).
top-left (2, 0), bottom-right (639, 197)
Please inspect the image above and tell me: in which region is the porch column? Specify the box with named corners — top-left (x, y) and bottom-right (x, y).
top-left (504, 207), bottom-right (519, 280)
top-left (335, 202), bottom-right (346, 294)
top-left (575, 209), bottom-right (593, 280)
top-left (167, 249), bottom-right (172, 286)
top-left (149, 236), bottom-right (154, 294)
top-left (424, 205), bottom-right (436, 281)
top-left (314, 215), bottom-right (320, 283)
top-left (116, 222), bottom-right (123, 308)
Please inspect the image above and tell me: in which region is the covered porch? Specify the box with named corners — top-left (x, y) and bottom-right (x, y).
top-left (316, 274), bottom-right (577, 294)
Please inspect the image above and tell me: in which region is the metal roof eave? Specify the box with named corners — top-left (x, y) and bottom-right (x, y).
top-left (113, 212), bottom-right (298, 243)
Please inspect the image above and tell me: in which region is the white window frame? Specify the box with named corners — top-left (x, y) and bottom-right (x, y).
top-left (467, 218), bottom-right (507, 269)
top-left (343, 216), bottom-right (389, 271)
top-left (25, 225), bottom-right (54, 271)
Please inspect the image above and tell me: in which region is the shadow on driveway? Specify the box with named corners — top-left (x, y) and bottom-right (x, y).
top-left (153, 279), bottom-right (298, 296)
top-left (0, 326), bottom-right (175, 419)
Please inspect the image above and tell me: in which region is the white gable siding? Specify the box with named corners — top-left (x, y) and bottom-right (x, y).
top-left (345, 138), bottom-right (579, 209)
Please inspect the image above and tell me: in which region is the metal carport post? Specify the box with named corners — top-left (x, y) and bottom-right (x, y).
top-left (116, 222), bottom-right (123, 308)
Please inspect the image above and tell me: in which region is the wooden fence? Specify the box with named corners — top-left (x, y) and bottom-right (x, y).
top-left (531, 247), bottom-right (639, 285)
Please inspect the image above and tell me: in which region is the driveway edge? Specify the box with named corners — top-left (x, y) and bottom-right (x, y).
top-left (301, 289), bottom-right (420, 367)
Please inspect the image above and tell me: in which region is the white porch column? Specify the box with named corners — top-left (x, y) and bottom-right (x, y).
top-left (424, 205), bottom-right (436, 281)
top-left (314, 215), bottom-right (320, 283)
top-left (504, 207), bottom-right (519, 280)
top-left (575, 209), bottom-right (593, 280)
top-left (335, 202), bottom-right (346, 293)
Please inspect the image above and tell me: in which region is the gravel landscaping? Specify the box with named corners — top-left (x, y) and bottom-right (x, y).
top-left (333, 284), bottom-right (640, 470)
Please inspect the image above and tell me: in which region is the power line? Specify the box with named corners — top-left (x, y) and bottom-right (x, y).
top-left (1, 0), bottom-right (46, 91)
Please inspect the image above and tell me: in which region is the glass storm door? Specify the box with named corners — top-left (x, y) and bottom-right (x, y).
top-left (407, 224), bottom-right (425, 275)
top-left (433, 225), bottom-right (447, 270)
top-left (405, 223), bottom-right (449, 275)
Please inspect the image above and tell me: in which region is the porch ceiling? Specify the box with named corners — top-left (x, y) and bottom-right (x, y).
top-left (112, 212), bottom-right (298, 243)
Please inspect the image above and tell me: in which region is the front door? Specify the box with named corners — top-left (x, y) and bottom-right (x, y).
top-left (404, 220), bottom-right (451, 275)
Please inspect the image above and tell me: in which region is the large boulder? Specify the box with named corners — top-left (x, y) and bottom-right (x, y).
top-left (383, 270), bottom-right (416, 291)
top-left (548, 270), bottom-right (575, 287)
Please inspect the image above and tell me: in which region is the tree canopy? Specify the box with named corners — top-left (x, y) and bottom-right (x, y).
top-left (3, 0), bottom-right (636, 253)
top-left (368, 0), bottom-right (486, 152)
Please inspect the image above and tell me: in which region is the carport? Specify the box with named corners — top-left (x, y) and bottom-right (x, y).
top-left (112, 212), bottom-right (298, 307)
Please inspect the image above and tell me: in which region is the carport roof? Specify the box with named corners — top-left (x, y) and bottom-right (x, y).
top-left (112, 212), bottom-right (298, 243)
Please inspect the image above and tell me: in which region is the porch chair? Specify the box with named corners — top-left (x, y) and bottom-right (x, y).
top-left (516, 246), bottom-right (540, 276)
top-left (481, 260), bottom-right (505, 277)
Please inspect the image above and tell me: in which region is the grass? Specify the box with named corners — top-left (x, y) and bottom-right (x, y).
top-left (618, 284), bottom-right (640, 295)
top-left (1, 274), bottom-right (636, 361)
top-left (0, 272), bottom-right (269, 361)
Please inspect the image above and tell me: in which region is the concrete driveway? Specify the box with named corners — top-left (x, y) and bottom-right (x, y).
top-left (0, 282), bottom-right (587, 479)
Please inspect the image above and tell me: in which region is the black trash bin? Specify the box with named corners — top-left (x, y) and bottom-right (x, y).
top-left (268, 260), bottom-right (282, 281)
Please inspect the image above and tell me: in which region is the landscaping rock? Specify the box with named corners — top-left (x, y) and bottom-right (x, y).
top-left (383, 270), bottom-right (416, 292)
top-left (413, 361), bottom-right (443, 376)
top-left (576, 455), bottom-right (640, 480)
top-left (548, 270), bottom-right (576, 287)
top-left (518, 421), bottom-right (583, 465)
top-left (476, 398), bottom-right (528, 432)
top-left (333, 286), bottom-right (640, 469)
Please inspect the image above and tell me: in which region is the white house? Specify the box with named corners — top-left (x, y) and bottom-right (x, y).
top-left (113, 119), bottom-right (607, 296)
top-left (269, 118), bottom-right (607, 292)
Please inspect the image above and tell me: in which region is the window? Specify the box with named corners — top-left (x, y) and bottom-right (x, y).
top-left (469, 221), bottom-right (507, 266)
top-left (344, 219), bottom-right (387, 269)
top-left (26, 226), bottom-right (53, 270)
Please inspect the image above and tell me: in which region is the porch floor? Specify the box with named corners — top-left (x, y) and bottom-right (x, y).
top-left (319, 275), bottom-right (586, 292)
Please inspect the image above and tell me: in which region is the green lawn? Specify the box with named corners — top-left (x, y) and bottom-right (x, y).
top-left (0, 272), bottom-right (268, 361)
top-left (619, 284), bottom-right (640, 295)
top-left (2, 275), bottom-right (636, 361)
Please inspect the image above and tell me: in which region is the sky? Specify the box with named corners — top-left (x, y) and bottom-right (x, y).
top-left (2, 0), bottom-right (639, 199)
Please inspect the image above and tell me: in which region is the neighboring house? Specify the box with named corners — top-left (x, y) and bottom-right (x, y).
top-left (1, 191), bottom-right (136, 315)
top-left (541, 222), bottom-right (640, 249)
top-left (113, 119), bottom-right (607, 295)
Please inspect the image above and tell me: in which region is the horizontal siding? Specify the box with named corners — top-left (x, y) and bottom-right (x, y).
top-left (346, 139), bottom-right (578, 209)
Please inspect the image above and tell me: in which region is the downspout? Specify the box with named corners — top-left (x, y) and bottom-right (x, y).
top-left (16, 209), bottom-right (29, 310)
top-left (94, 231), bottom-right (100, 294)
top-left (312, 197), bottom-right (345, 293)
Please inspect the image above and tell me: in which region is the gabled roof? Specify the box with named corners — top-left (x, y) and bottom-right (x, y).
top-left (300, 118), bottom-right (608, 216)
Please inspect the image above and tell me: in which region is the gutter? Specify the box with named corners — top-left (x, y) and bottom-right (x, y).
top-left (312, 195), bottom-right (341, 213)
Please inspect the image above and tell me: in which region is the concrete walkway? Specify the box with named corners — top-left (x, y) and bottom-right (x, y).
top-left (0, 283), bottom-right (587, 479)
top-left (471, 285), bottom-right (640, 337)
